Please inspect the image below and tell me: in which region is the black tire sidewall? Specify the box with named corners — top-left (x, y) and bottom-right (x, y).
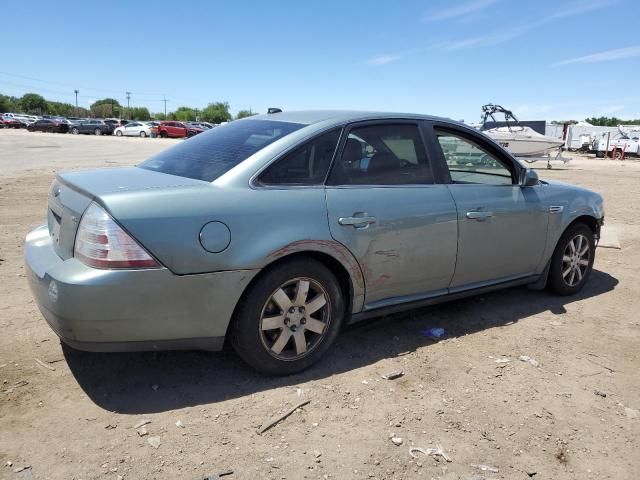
top-left (230, 258), bottom-right (345, 375)
top-left (548, 224), bottom-right (595, 295)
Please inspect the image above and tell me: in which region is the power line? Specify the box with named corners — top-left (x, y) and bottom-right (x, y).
top-left (0, 71), bottom-right (167, 97)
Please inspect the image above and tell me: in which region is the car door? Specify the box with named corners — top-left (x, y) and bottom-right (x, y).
top-left (431, 123), bottom-right (548, 290)
top-left (325, 121), bottom-right (458, 309)
top-left (126, 123), bottom-right (138, 136)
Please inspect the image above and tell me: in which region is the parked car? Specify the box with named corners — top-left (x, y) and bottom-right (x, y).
top-left (27, 119), bottom-right (70, 133)
top-left (2, 114), bottom-right (27, 128)
top-left (70, 119), bottom-right (114, 135)
top-left (24, 111), bottom-right (604, 375)
top-left (156, 121), bottom-right (202, 138)
top-left (114, 121), bottom-right (152, 137)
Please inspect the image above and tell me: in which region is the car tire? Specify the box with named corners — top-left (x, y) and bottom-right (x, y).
top-left (140, 131), bottom-right (147, 137)
top-left (595, 151), bottom-right (605, 158)
top-left (94, 128), bottom-right (101, 136)
top-left (230, 258), bottom-right (345, 375)
top-left (71, 127), bottom-right (79, 135)
top-left (160, 131), bottom-right (168, 138)
top-left (547, 223), bottom-right (595, 296)
top-left (116, 130), bottom-right (123, 137)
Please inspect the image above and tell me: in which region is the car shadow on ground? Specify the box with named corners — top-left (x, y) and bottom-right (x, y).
top-left (64, 269), bottom-right (618, 414)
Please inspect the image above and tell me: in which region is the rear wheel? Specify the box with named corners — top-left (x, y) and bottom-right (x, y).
top-left (140, 131), bottom-right (147, 137)
top-left (71, 127), bottom-right (79, 135)
top-left (547, 224), bottom-right (595, 295)
top-left (230, 258), bottom-right (345, 375)
top-left (94, 128), bottom-right (101, 135)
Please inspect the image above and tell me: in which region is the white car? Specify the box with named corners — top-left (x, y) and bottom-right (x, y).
top-left (114, 121), bottom-right (152, 138)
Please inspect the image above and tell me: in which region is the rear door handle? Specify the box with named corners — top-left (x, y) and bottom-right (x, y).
top-left (466, 211), bottom-right (493, 220)
top-left (338, 214), bottom-right (377, 228)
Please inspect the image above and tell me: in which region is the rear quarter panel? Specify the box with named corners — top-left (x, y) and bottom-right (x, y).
top-left (102, 186), bottom-right (366, 310)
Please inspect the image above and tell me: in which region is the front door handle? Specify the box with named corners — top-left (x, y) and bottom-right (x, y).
top-left (338, 213), bottom-right (377, 228)
top-left (466, 211), bottom-right (493, 220)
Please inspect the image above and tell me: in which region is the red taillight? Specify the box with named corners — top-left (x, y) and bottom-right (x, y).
top-left (74, 203), bottom-right (160, 269)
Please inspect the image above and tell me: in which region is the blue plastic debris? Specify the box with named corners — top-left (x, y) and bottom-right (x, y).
top-left (421, 327), bottom-right (446, 340)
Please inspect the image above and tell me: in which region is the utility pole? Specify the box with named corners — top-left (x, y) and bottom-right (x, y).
top-left (162, 96), bottom-right (167, 120)
top-left (74, 90), bottom-right (79, 113)
top-left (125, 91), bottom-right (131, 120)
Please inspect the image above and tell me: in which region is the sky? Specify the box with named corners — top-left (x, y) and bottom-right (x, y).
top-left (1, 0), bottom-right (639, 122)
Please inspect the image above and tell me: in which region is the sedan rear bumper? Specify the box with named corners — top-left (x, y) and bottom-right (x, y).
top-left (24, 224), bottom-right (258, 352)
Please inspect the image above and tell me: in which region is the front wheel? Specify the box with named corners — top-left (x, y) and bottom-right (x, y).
top-left (94, 128), bottom-right (101, 135)
top-left (230, 258), bottom-right (345, 375)
top-left (547, 224), bottom-right (595, 295)
top-left (115, 130), bottom-right (123, 137)
top-left (71, 127), bottom-right (79, 135)
top-left (140, 131), bottom-right (147, 137)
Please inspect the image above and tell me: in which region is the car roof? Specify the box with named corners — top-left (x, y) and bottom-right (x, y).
top-left (248, 110), bottom-right (454, 126)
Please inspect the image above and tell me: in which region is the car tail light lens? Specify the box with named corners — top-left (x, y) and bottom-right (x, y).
top-left (74, 203), bottom-right (160, 269)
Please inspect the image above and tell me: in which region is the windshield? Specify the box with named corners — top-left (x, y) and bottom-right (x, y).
top-left (139, 119), bottom-right (304, 181)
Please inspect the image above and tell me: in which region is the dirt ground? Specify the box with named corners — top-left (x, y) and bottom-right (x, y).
top-left (0, 129), bottom-right (638, 480)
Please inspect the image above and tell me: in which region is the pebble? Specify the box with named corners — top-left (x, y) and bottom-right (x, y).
top-left (391, 437), bottom-right (403, 446)
top-left (519, 355), bottom-right (540, 367)
top-left (147, 436), bottom-right (161, 449)
top-left (175, 420), bottom-right (184, 428)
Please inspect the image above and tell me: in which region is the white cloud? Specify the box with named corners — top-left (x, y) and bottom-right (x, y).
top-left (440, 24), bottom-right (533, 51)
top-left (549, 0), bottom-right (616, 20)
top-left (438, 0), bottom-right (613, 51)
top-left (554, 45), bottom-right (640, 66)
top-left (365, 54), bottom-right (402, 66)
top-left (425, 0), bottom-right (498, 21)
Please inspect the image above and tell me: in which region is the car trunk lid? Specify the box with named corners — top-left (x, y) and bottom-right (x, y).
top-left (48, 166), bottom-right (209, 260)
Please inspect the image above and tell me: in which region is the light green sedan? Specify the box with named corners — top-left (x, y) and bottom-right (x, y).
top-left (24, 111), bottom-right (604, 375)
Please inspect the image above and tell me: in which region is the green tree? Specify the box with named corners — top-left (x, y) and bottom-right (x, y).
top-left (19, 93), bottom-right (47, 114)
top-left (0, 94), bottom-right (19, 113)
top-left (236, 109), bottom-right (256, 119)
top-left (90, 98), bottom-right (122, 118)
top-left (47, 101), bottom-right (75, 117)
top-left (201, 101), bottom-right (231, 124)
top-left (174, 106), bottom-right (196, 121)
top-left (153, 112), bottom-right (167, 121)
top-left (129, 107), bottom-right (151, 120)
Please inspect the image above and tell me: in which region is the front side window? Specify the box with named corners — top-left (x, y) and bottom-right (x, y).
top-left (259, 129), bottom-right (341, 185)
top-left (436, 131), bottom-right (514, 185)
top-left (140, 119), bottom-right (304, 182)
top-left (329, 124), bottom-right (433, 185)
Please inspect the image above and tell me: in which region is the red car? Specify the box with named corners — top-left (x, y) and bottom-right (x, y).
top-left (2, 118), bottom-right (26, 129)
top-left (157, 121), bottom-right (203, 138)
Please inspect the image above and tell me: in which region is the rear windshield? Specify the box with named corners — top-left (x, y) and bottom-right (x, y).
top-left (139, 119), bottom-right (304, 181)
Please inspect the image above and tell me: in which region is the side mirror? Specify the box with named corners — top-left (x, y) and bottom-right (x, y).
top-left (521, 168), bottom-right (539, 187)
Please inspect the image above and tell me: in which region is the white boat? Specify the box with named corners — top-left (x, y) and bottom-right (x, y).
top-left (480, 104), bottom-right (564, 157)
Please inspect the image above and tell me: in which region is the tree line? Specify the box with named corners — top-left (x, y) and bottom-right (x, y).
top-left (0, 92), bottom-right (256, 123)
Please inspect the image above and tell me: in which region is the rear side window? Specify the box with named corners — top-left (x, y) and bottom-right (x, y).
top-left (140, 119), bottom-right (304, 182)
top-left (259, 128), bottom-right (341, 185)
top-left (329, 124), bottom-right (433, 185)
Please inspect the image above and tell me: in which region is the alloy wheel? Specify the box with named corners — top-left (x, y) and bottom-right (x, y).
top-left (561, 233), bottom-right (590, 287)
top-left (259, 277), bottom-right (330, 360)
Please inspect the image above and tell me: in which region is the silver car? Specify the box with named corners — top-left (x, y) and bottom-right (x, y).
top-left (25, 111), bottom-right (604, 375)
